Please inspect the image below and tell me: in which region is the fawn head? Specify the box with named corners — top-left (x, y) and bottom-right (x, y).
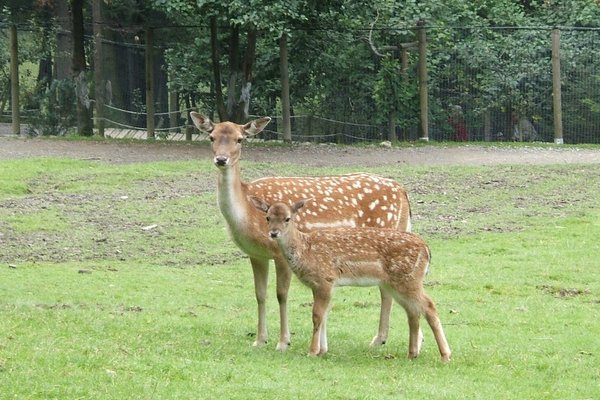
top-left (190, 112), bottom-right (271, 168)
top-left (250, 197), bottom-right (311, 239)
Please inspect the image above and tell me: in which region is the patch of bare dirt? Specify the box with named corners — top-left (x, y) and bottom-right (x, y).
top-left (1, 136), bottom-right (599, 166)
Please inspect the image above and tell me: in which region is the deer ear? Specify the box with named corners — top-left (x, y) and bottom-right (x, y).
top-left (243, 117), bottom-right (271, 136)
top-left (249, 196), bottom-right (270, 213)
top-left (190, 112), bottom-right (214, 132)
top-left (292, 198), bottom-right (312, 213)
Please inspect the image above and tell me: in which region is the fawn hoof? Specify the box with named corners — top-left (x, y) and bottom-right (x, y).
top-left (370, 335), bottom-right (387, 347)
top-left (252, 339), bottom-right (268, 348)
top-left (276, 341), bottom-right (290, 352)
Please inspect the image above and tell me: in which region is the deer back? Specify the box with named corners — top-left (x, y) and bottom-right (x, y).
top-left (247, 173), bottom-right (410, 232)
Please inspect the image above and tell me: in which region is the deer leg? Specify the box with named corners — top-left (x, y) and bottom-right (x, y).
top-left (422, 293), bottom-right (452, 362)
top-left (250, 258), bottom-right (269, 347)
top-left (274, 257), bottom-right (292, 351)
top-left (310, 287), bottom-right (331, 356)
top-left (370, 287), bottom-right (392, 346)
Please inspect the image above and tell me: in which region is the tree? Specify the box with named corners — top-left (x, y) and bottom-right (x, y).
top-left (70, 0), bottom-right (93, 135)
top-left (152, 0), bottom-right (308, 123)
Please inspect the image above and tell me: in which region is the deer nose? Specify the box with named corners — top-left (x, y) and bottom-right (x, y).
top-left (214, 156), bottom-right (228, 166)
top-left (269, 230), bottom-right (280, 239)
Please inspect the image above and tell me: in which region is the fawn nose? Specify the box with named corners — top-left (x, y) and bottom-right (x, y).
top-left (214, 156), bottom-right (228, 166)
top-left (269, 230), bottom-right (280, 239)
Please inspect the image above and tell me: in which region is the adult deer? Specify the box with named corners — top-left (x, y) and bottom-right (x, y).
top-left (190, 111), bottom-right (411, 351)
top-left (252, 198), bottom-right (451, 362)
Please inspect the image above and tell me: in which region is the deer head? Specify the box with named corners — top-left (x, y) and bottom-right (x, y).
top-left (190, 112), bottom-right (271, 168)
top-left (250, 197), bottom-right (311, 239)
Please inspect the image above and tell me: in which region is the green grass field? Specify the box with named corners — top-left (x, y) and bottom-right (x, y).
top-left (1, 152), bottom-right (599, 399)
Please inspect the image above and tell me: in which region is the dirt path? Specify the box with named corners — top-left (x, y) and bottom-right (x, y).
top-left (0, 135), bottom-right (599, 166)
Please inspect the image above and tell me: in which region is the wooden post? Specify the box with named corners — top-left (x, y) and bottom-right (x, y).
top-left (9, 24), bottom-right (20, 135)
top-left (92, 0), bottom-right (104, 137)
top-left (279, 34), bottom-right (292, 142)
top-left (417, 20), bottom-right (428, 141)
top-left (484, 109), bottom-right (492, 141)
top-left (551, 29), bottom-right (564, 144)
top-left (387, 110), bottom-right (396, 142)
top-left (145, 27), bottom-right (155, 139)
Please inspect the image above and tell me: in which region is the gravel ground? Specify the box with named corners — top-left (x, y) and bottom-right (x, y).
top-left (1, 135), bottom-right (599, 166)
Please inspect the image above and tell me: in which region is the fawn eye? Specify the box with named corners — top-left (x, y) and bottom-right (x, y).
top-left (266, 217), bottom-right (270, 222)
top-left (209, 136), bottom-right (215, 142)
top-left (285, 217), bottom-right (291, 222)
top-left (237, 137), bottom-right (243, 144)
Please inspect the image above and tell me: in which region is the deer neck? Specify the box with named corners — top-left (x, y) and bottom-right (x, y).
top-left (276, 228), bottom-right (309, 267)
top-left (216, 163), bottom-right (249, 226)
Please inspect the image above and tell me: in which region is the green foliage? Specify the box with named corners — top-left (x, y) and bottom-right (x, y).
top-left (26, 79), bottom-right (77, 136)
top-left (373, 57), bottom-right (418, 128)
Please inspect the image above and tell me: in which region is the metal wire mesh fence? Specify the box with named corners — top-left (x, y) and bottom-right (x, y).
top-left (2, 22), bottom-right (599, 143)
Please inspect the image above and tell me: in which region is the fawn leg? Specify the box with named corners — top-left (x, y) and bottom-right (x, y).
top-left (371, 287), bottom-right (392, 346)
top-left (422, 293), bottom-right (452, 362)
top-left (274, 256), bottom-right (292, 351)
top-left (406, 311), bottom-right (422, 359)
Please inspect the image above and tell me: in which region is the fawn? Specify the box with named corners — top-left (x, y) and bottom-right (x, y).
top-left (251, 197), bottom-right (451, 362)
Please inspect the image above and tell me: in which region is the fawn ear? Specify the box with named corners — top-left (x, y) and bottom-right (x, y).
top-left (190, 112), bottom-right (215, 132)
top-left (243, 117), bottom-right (271, 136)
top-left (291, 198), bottom-right (312, 213)
top-left (249, 196), bottom-right (270, 213)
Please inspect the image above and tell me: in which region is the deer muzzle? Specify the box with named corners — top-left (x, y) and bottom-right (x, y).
top-left (214, 156), bottom-right (228, 167)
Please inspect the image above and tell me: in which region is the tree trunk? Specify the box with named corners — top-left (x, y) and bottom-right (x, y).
top-left (279, 34), bottom-right (291, 142)
top-left (92, 0), bottom-right (104, 137)
top-left (232, 28), bottom-right (256, 123)
top-left (145, 27), bottom-right (155, 139)
top-left (210, 20), bottom-right (257, 124)
top-left (417, 20), bottom-right (428, 141)
top-left (210, 17), bottom-right (227, 121)
top-left (226, 25), bottom-right (240, 119)
top-left (71, 0), bottom-right (93, 135)
top-left (9, 24), bottom-right (20, 135)
top-left (54, 0), bottom-right (71, 80)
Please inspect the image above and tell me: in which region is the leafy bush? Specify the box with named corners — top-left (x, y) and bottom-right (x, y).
top-left (27, 79), bottom-right (76, 136)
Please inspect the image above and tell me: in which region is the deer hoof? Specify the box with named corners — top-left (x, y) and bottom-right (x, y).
top-left (276, 341), bottom-right (290, 352)
top-left (252, 339), bottom-right (268, 348)
top-left (370, 335), bottom-right (387, 347)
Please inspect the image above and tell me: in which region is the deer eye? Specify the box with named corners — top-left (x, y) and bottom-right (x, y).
top-left (285, 217), bottom-right (291, 222)
top-left (209, 136), bottom-right (215, 142)
top-left (266, 216), bottom-right (270, 222)
top-left (237, 137), bottom-right (243, 144)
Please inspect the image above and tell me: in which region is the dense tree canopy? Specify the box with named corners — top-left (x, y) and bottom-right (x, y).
top-left (1, 0), bottom-right (599, 141)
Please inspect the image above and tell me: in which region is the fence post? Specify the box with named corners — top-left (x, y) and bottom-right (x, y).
top-left (9, 23), bottom-right (20, 135)
top-left (145, 26), bottom-right (155, 139)
top-left (279, 34), bottom-right (292, 142)
top-left (417, 20), bottom-right (429, 141)
top-left (551, 28), bottom-right (564, 144)
top-left (92, 0), bottom-right (104, 137)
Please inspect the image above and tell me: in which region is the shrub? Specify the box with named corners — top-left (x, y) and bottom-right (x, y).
top-left (27, 79), bottom-right (76, 136)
